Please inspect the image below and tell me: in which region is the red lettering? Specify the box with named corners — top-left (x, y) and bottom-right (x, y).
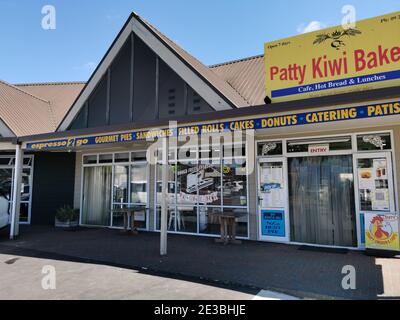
top-left (391, 46), bottom-right (400, 62)
top-left (312, 57), bottom-right (323, 78)
top-left (378, 45), bottom-right (390, 65)
top-left (270, 66), bottom-right (279, 80)
top-left (354, 49), bottom-right (366, 72)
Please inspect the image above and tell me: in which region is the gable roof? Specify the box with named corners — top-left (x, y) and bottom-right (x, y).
top-left (138, 14), bottom-right (251, 108)
top-left (0, 81), bottom-right (85, 137)
top-left (0, 80), bottom-right (56, 136)
top-left (57, 12), bottom-right (252, 131)
top-left (16, 82), bottom-right (85, 126)
top-left (210, 55), bottom-right (265, 106)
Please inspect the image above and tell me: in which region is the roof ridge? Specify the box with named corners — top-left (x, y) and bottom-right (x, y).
top-left (15, 81), bottom-right (86, 87)
top-left (209, 54), bottom-right (264, 69)
top-left (224, 79), bottom-right (252, 106)
top-left (46, 102), bottom-right (58, 130)
top-left (135, 14), bottom-right (249, 108)
top-left (0, 80), bottom-right (50, 104)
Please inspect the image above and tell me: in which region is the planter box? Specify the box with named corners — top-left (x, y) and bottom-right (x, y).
top-left (55, 218), bottom-right (79, 229)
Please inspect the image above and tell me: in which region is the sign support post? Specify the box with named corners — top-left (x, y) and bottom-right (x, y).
top-left (160, 136), bottom-right (169, 256)
top-left (10, 144), bottom-right (23, 240)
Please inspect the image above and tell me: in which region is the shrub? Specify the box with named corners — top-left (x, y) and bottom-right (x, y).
top-left (55, 206), bottom-right (79, 223)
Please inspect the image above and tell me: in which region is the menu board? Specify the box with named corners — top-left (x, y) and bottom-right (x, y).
top-left (260, 162), bottom-right (285, 208)
top-left (358, 159), bottom-right (390, 211)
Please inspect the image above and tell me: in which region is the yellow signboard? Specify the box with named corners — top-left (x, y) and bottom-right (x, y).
top-left (265, 12), bottom-right (400, 102)
top-left (365, 212), bottom-right (400, 251)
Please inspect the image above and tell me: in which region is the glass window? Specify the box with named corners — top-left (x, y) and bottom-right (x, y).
top-left (287, 136), bottom-right (352, 153)
top-left (155, 143), bottom-right (248, 237)
top-left (200, 144), bottom-right (220, 160)
top-left (0, 158), bottom-right (12, 166)
top-left (99, 154), bottom-right (113, 164)
top-left (199, 207), bottom-right (221, 236)
top-left (83, 155), bottom-right (97, 165)
top-left (257, 142), bottom-right (283, 156)
top-left (21, 169), bottom-right (31, 202)
top-left (82, 166), bottom-right (112, 226)
top-left (0, 169), bottom-right (13, 219)
top-left (176, 161), bottom-right (198, 205)
top-left (156, 163), bottom-right (176, 206)
top-left (222, 160), bottom-right (247, 207)
top-left (114, 153), bottom-right (130, 163)
top-left (223, 143), bottom-right (246, 159)
top-left (132, 151), bottom-right (147, 162)
top-left (357, 133), bottom-right (392, 151)
top-left (198, 160), bottom-right (221, 206)
top-left (113, 166), bottom-right (129, 204)
top-left (156, 207), bottom-right (177, 232)
top-left (174, 206), bottom-right (198, 234)
top-left (131, 164), bottom-right (147, 204)
top-left (19, 203), bottom-right (29, 224)
top-left (23, 157), bottom-right (33, 166)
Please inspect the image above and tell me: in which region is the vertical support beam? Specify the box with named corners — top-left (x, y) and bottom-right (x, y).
top-left (84, 101), bottom-right (89, 128)
top-left (160, 136), bottom-right (169, 256)
top-left (106, 68), bottom-right (111, 125)
top-left (10, 144), bottom-right (23, 240)
top-left (155, 56), bottom-right (160, 119)
top-left (183, 83), bottom-right (189, 115)
top-left (129, 33), bottom-right (135, 122)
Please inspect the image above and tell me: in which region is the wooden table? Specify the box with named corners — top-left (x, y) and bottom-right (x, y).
top-left (112, 206), bottom-right (145, 235)
top-left (210, 210), bottom-right (247, 245)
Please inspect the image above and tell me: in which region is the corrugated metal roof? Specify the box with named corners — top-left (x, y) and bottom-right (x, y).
top-left (0, 80), bottom-right (56, 136)
top-left (16, 82), bottom-right (85, 126)
top-left (210, 55), bottom-right (265, 107)
top-left (137, 14), bottom-right (251, 108)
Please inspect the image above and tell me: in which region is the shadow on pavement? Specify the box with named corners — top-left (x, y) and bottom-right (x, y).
top-left (0, 225), bottom-right (394, 300)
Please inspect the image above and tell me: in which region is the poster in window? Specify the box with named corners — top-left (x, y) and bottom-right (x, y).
top-left (261, 210), bottom-right (285, 237)
top-left (358, 168), bottom-right (374, 190)
top-left (365, 212), bottom-right (400, 251)
top-left (260, 163), bottom-right (285, 208)
top-left (357, 158), bottom-right (390, 212)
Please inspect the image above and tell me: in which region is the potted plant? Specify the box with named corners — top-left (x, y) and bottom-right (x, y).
top-left (55, 206), bottom-right (79, 229)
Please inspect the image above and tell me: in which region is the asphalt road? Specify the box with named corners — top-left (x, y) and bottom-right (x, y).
top-left (0, 253), bottom-right (297, 300)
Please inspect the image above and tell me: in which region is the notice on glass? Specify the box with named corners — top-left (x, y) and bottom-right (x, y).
top-left (260, 164), bottom-right (285, 208)
top-left (372, 189), bottom-right (390, 211)
top-left (358, 168), bottom-right (374, 189)
top-left (372, 159), bottom-right (390, 211)
top-left (358, 159), bottom-right (390, 211)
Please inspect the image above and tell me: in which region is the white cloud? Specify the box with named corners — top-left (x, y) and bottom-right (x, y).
top-left (297, 21), bottom-right (326, 34)
top-left (106, 14), bottom-right (123, 23)
top-left (74, 62), bottom-right (97, 72)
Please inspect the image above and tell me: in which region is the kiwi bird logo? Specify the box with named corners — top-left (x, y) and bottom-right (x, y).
top-left (370, 216), bottom-right (391, 241)
top-left (313, 28), bottom-right (362, 50)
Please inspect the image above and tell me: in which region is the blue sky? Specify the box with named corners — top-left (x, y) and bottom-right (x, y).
top-left (0, 0), bottom-right (399, 83)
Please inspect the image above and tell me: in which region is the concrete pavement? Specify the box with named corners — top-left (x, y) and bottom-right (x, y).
top-left (0, 253), bottom-right (260, 300)
top-left (0, 226), bottom-right (399, 300)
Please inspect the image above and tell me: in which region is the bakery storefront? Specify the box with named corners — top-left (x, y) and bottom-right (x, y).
top-left (256, 129), bottom-right (396, 248)
top-left (7, 11), bottom-right (400, 252)
top-left (22, 99), bottom-right (400, 252)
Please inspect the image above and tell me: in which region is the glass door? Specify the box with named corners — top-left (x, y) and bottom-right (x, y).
top-left (354, 152), bottom-right (396, 248)
top-left (130, 163), bottom-right (148, 230)
top-left (82, 166), bottom-right (112, 226)
top-left (258, 158), bottom-right (289, 242)
top-left (0, 168), bottom-right (13, 227)
top-left (288, 156), bottom-right (357, 247)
